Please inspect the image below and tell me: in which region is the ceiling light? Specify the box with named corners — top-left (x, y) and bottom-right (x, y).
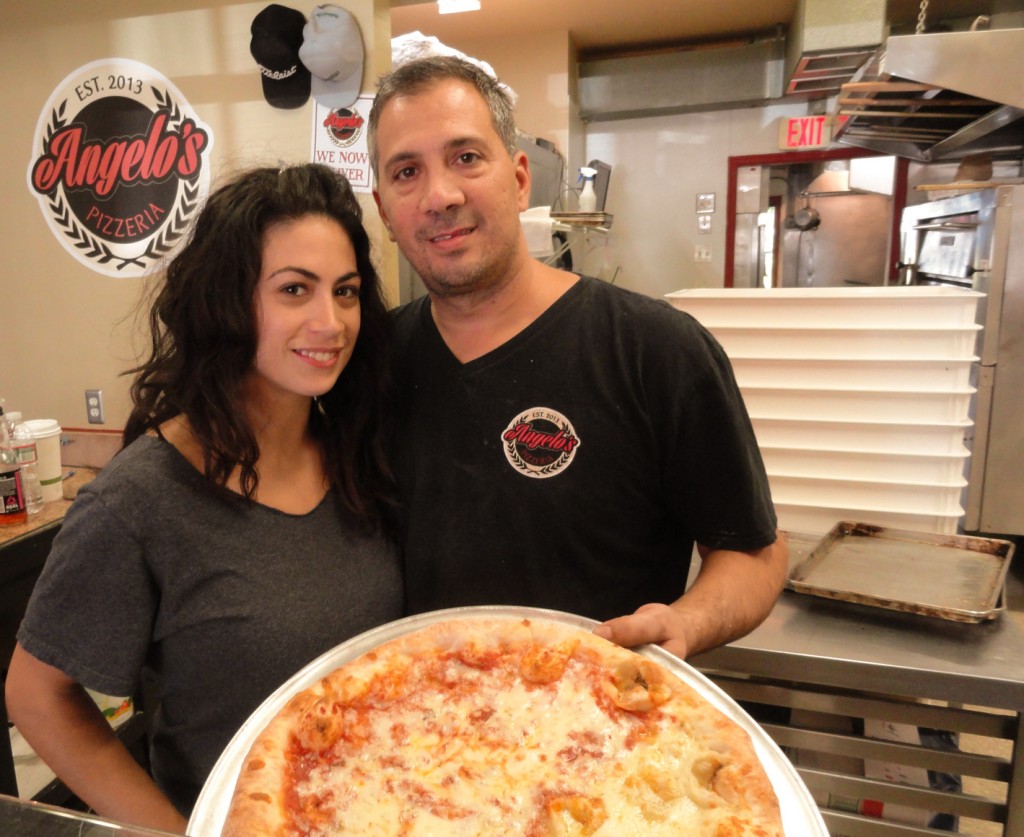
top-left (437, 0), bottom-right (480, 13)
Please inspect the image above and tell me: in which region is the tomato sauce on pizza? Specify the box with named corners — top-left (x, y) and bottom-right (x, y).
top-left (221, 617), bottom-right (783, 836)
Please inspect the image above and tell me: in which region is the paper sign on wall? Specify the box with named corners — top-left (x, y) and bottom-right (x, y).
top-left (310, 94), bottom-right (374, 193)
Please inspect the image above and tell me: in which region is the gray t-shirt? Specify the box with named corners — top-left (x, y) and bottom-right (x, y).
top-left (18, 435), bottom-right (403, 813)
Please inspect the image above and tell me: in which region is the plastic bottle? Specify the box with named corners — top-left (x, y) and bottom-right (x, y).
top-left (8, 412), bottom-right (44, 514)
top-left (0, 406), bottom-right (27, 526)
top-left (577, 166), bottom-right (598, 213)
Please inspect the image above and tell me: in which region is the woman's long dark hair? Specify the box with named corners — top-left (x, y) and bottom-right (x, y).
top-left (123, 163), bottom-right (395, 531)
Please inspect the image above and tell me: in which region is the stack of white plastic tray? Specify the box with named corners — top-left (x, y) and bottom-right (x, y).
top-left (665, 287), bottom-right (983, 536)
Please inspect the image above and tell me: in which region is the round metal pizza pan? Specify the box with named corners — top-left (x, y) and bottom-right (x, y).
top-left (188, 605), bottom-right (827, 836)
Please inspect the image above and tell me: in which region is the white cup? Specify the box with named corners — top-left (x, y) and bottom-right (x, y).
top-left (22, 419), bottom-right (63, 502)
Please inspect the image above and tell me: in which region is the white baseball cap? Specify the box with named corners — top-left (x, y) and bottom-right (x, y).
top-left (299, 4), bottom-right (364, 110)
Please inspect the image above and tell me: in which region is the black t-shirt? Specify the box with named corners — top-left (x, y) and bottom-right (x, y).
top-left (391, 277), bottom-right (776, 621)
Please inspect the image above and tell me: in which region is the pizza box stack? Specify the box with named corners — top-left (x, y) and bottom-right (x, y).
top-left (664, 286), bottom-right (982, 536)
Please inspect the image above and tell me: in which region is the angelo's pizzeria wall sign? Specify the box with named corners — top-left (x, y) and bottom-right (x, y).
top-left (27, 58), bottom-right (214, 278)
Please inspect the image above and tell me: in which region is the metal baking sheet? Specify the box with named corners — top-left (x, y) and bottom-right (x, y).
top-left (783, 530), bottom-right (824, 574)
top-left (188, 605), bottom-right (825, 836)
top-left (787, 521), bottom-right (1015, 622)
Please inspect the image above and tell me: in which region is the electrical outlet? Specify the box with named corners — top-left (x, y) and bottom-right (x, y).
top-left (694, 245), bottom-right (712, 263)
top-left (85, 389), bottom-right (105, 424)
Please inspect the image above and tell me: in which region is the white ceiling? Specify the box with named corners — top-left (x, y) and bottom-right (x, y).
top-left (390, 0), bottom-right (997, 55)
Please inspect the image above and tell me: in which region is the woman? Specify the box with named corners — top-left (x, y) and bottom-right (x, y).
top-left (5, 164), bottom-right (403, 832)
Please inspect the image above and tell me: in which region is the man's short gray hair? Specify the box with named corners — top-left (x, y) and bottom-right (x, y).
top-left (368, 55), bottom-right (518, 178)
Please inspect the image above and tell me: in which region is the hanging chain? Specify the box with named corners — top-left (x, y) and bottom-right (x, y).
top-left (916, 0), bottom-right (929, 34)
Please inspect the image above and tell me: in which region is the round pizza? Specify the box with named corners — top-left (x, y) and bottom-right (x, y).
top-left (221, 616), bottom-right (783, 836)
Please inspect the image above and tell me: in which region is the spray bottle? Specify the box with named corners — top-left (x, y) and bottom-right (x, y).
top-left (577, 166), bottom-right (598, 213)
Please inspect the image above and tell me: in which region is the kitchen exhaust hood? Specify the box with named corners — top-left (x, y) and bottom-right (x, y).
top-left (831, 27), bottom-right (1024, 162)
top-left (885, 28), bottom-right (1024, 110)
top-left (784, 0), bottom-right (886, 97)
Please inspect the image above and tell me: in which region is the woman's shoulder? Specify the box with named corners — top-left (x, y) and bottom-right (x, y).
top-left (82, 434), bottom-right (202, 507)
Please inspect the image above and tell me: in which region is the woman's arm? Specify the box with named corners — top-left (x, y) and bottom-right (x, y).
top-left (5, 644), bottom-right (188, 833)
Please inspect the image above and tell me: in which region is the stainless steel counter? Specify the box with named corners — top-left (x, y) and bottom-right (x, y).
top-left (0, 793), bottom-right (177, 835)
top-left (691, 554), bottom-right (1024, 835)
top-left (694, 561), bottom-right (1024, 712)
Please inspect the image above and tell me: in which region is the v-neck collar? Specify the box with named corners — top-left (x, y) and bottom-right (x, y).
top-left (418, 277), bottom-right (592, 373)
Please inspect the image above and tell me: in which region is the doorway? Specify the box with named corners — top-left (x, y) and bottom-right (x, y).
top-left (725, 149), bottom-right (909, 288)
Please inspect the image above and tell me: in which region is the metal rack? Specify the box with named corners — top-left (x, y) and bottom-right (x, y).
top-left (707, 674), bottom-right (1016, 835)
top-left (545, 219), bottom-right (612, 266)
top-left (691, 561), bottom-right (1024, 836)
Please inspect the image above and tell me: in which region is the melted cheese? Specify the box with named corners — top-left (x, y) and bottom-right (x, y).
top-left (288, 646), bottom-right (771, 836)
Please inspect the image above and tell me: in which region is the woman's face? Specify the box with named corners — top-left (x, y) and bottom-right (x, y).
top-left (250, 214), bottom-right (361, 407)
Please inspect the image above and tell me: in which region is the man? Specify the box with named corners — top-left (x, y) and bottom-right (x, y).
top-left (369, 55), bottom-right (787, 660)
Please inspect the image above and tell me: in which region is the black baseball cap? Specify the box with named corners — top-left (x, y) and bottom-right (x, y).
top-left (250, 4), bottom-right (311, 109)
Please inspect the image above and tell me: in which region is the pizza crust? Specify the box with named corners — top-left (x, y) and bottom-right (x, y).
top-left (221, 691), bottom-right (311, 837)
top-left (221, 617), bottom-right (784, 836)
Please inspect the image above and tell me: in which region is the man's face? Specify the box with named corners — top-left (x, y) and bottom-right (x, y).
top-left (372, 79), bottom-right (531, 299)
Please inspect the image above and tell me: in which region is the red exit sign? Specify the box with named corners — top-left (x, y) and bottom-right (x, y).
top-left (778, 115), bottom-right (847, 150)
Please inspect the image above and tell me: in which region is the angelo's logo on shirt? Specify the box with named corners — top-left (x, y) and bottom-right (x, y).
top-left (502, 408), bottom-right (581, 479)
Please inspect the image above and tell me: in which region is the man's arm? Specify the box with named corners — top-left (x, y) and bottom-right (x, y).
top-left (593, 531), bottom-right (789, 659)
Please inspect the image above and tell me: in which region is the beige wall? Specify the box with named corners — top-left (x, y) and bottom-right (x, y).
top-left (4, 4), bottom-right (807, 436)
top-left (2, 0), bottom-right (392, 433)
top-left (406, 28), bottom-right (805, 296)
top-left (442, 31), bottom-right (573, 156)
top-left (582, 102), bottom-right (808, 297)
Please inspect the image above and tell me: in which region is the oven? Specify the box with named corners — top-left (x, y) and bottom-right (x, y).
top-left (899, 186), bottom-right (1024, 535)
